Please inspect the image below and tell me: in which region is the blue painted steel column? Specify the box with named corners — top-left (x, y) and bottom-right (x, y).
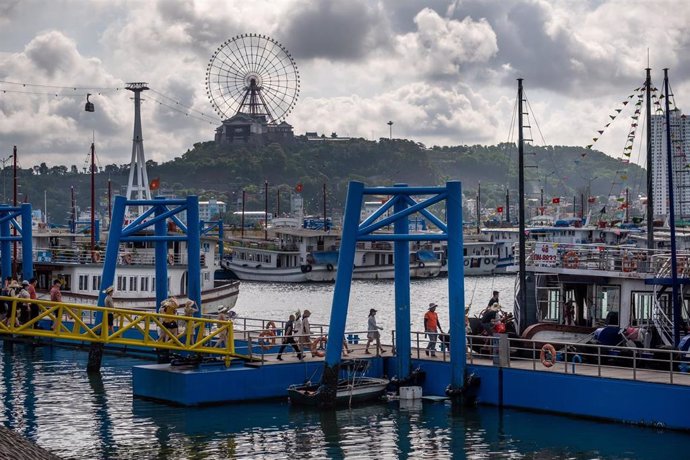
top-left (154, 198), bottom-right (169, 311)
top-left (394, 184), bottom-right (411, 380)
top-left (324, 182), bottom-right (364, 366)
top-left (96, 196), bottom-right (127, 311)
top-left (0, 206), bottom-right (10, 280)
top-left (95, 219), bottom-right (100, 244)
top-left (20, 204), bottom-right (33, 281)
top-left (446, 181), bottom-right (466, 388)
top-left (186, 196), bottom-right (201, 314)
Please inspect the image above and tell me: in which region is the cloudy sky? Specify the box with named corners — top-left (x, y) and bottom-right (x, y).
top-left (0, 0), bottom-right (688, 169)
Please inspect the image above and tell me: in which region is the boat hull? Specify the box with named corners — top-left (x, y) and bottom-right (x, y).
top-left (288, 377), bottom-right (389, 406)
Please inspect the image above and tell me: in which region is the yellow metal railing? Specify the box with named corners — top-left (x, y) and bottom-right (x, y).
top-left (0, 296), bottom-right (237, 362)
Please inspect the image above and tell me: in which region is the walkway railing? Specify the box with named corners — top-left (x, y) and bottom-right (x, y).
top-left (0, 297), bottom-right (237, 361)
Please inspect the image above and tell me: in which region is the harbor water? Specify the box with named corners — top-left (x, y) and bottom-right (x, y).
top-left (2, 276), bottom-right (690, 459)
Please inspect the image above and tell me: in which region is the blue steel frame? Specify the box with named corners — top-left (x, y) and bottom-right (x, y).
top-left (0, 204), bottom-right (33, 281)
top-left (94, 196), bottom-right (201, 322)
top-left (323, 181), bottom-right (466, 393)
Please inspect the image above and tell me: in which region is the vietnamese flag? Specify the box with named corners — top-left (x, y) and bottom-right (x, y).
top-left (552, 197), bottom-right (560, 204)
top-left (497, 206), bottom-right (504, 213)
top-left (295, 183), bottom-right (303, 193)
top-left (149, 177), bottom-right (160, 190)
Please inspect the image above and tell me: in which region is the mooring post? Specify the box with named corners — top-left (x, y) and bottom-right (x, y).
top-left (321, 181), bottom-right (364, 406)
top-left (393, 184), bottom-right (411, 381)
top-left (87, 196), bottom-right (127, 373)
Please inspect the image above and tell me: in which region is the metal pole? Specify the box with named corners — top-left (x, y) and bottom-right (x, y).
top-left (154, 198), bottom-right (168, 311)
top-left (646, 67), bottom-right (654, 249)
top-left (394, 184), bottom-right (411, 381)
top-left (506, 188), bottom-right (510, 223)
top-left (517, 79), bottom-right (528, 328)
top-left (12, 146), bottom-right (17, 278)
top-left (186, 196), bottom-right (202, 312)
top-left (323, 183), bottom-right (327, 231)
top-left (264, 181), bottom-right (268, 240)
top-left (20, 203), bottom-right (32, 281)
top-left (241, 190), bottom-right (246, 239)
top-left (476, 182), bottom-right (481, 234)
top-left (663, 68), bottom-right (681, 347)
top-left (91, 142), bottom-right (96, 254)
top-left (108, 179), bottom-right (112, 226)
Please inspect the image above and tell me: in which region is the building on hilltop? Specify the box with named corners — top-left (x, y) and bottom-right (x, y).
top-left (651, 109), bottom-right (690, 220)
top-left (214, 115), bottom-right (294, 146)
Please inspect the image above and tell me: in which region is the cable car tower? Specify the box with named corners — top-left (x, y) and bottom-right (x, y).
top-left (125, 82), bottom-right (152, 215)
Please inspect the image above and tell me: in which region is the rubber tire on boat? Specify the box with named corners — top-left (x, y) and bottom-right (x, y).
top-left (300, 264), bottom-right (312, 273)
top-left (327, 263), bottom-right (334, 272)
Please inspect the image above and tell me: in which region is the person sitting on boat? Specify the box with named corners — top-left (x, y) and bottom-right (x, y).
top-left (103, 286), bottom-right (116, 333)
top-left (563, 300), bottom-right (575, 326)
top-left (488, 291), bottom-right (500, 308)
top-left (480, 303), bottom-right (501, 335)
top-left (276, 314), bottom-right (303, 360)
top-left (365, 308), bottom-right (386, 355)
top-left (159, 298), bottom-right (179, 343)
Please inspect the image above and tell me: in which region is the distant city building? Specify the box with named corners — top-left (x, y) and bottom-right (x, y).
top-left (651, 109), bottom-right (690, 219)
top-left (214, 114), bottom-right (294, 145)
top-left (199, 200), bottom-right (226, 221)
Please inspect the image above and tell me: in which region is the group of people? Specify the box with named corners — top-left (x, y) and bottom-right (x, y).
top-left (157, 297), bottom-right (201, 343)
top-left (0, 277), bottom-right (38, 327)
top-left (276, 309), bottom-right (314, 360)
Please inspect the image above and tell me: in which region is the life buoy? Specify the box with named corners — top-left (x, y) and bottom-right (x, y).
top-left (311, 336), bottom-right (327, 357)
top-left (484, 258), bottom-right (491, 265)
top-left (326, 263), bottom-right (334, 272)
top-left (92, 251), bottom-right (101, 263)
top-left (622, 255), bottom-right (637, 273)
top-left (123, 253), bottom-right (133, 265)
top-left (540, 344), bottom-right (557, 368)
top-left (258, 329), bottom-right (276, 350)
top-left (563, 251), bottom-right (579, 269)
top-left (168, 254), bottom-right (174, 266)
top-left (418, 262), bottom-right (425, 269)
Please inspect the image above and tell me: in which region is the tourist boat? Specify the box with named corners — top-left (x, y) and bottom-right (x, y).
top-left (219, 227), bottom-right (340, 282)
top-left (288, 376), bottom-right (389, 406)
top-left (434, 239), bottom-right (497, 276)
top-left (30, 227), bottom-right (239, 313)
top-left (352, 241), bottom-right (442, 280)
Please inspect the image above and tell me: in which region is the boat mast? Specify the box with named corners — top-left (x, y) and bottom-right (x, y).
top-left (91, 141), bottom-right (96, 254)
top-left (646, 67), bottom-right (654, 248)
top-left (517, 79), bottom-right (527, 322)
top-left (663, 68), bottom-right (681, 346)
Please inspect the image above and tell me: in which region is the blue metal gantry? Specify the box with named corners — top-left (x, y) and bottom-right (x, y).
top-left (87, 195), bottom-right (201, 371)
top-left (320, 181), bottom-right (466, 402)
top-left (0, 204), bottom-right (33, 281)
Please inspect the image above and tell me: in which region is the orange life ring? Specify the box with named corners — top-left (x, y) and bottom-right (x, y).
top-left (540, 344), bottom-right (557, 368)
top-left (92, 251), bottom-right (101, 263)
top-left (258, 329), bottom-right (276, 350)
top-left (167, 254), bottom-right (174, 265)
top-left (311, 336), bottom-right (327, 357)
top-left (622, 255), bottom-right (637, 272)
top-left (563, 251), bottom-right (579, 269)
top-left (123, 253), bottom-right (133, 265)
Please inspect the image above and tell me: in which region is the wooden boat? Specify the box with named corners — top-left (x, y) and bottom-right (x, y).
top-left (288, 377), bottom-right (389, 407)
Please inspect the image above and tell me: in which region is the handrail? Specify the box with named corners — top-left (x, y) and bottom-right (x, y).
top-left (0, 296), bottom-right (237, 362)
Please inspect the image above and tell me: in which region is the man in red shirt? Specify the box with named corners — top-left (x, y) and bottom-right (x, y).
top-left (50, 280), bottom-right (62, 331)
top-left (424, 302), bottom-right (444, 357)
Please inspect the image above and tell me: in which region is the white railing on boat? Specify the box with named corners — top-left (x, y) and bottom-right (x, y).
top-left (32, 247), bottom-right (215, 267)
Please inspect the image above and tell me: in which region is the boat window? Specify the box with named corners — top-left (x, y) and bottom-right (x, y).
top-left (92, 275), bottom-right (101, 292)
top-left (152, 277), bottom-right (156, 292)
top-left (78, 275), bottom-right (88, 291)
top-left (141, 277), bottom-right (149, 292)
top-left (117, 275), bottom-right (125, 292)
top-left (631, 291), bottom-right (654, 326)
top-left (537, 288), bottom-right (561, 322)
top-left (129, 276), bottom-right (137, 292)
top-left (595, 285), bottom-right (620, 325)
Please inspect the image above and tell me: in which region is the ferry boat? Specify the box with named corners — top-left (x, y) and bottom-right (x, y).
top-left (351, 241), bottom-right (442, 280)
top-left (30, 227), bottom-right (239, 314)
top-left (220, 228), bottom-right (339, 282)
top-left (435, 239), bottom-right (496, 276)
top-left (513, 240), bottom-right (688, 348)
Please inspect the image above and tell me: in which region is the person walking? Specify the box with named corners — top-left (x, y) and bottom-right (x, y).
top-left (17, 280), bottom-right (30, 326)
top-left (276, 314), bottom-right (303, 360)
top-left (214, 306), bottom-right (230, 348)
top-left (364, 308), bottom-right (386, 355)
top-left (27, 278), bottom-right (39, 327)
top-left (50, 279), bottom-right (63, 331)
top-left (424, 302), bottom-right (444, 357)
top-left (300, 309), bottom-right (314, 356)
top-left (103, 286), bottom-right (115, 333)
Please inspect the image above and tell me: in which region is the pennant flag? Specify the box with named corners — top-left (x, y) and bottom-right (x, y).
top-left (593, 137), bottom-right (599, 142)
top-left (623, 152), bottom-right (631, 157)
top-left (632, 115), bottom-right (639, 120)
top-left (552, 197), bottom-right (561, 204)
top-left (616, 109), bottom-right (622, 113)
top-left (621, 159), bottom-right (630, 164)
top-left (149, 177), bottom-right (160, 190)
top-left (598, 130), bottom-right (604, 135)
top-left (623, 101), bottom-right (629, 105)
top-left (496, 206), bottom-right (504, 213)
top-left (628, 94), bottom-right (634, 98)
top-left (631, 123), bottom-right (638, 127)
top-left (605, 123), bottom-right (611, 127)
top-left (609, 115), bottom-right (616, 120)
top-left (599, 206), bottom-right (606, 214)
top-left (585, 144), bottom-right (593, 149)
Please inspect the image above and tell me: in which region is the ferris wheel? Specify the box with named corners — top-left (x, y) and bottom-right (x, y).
top-left (205, 34), bottom-right (300, 123)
